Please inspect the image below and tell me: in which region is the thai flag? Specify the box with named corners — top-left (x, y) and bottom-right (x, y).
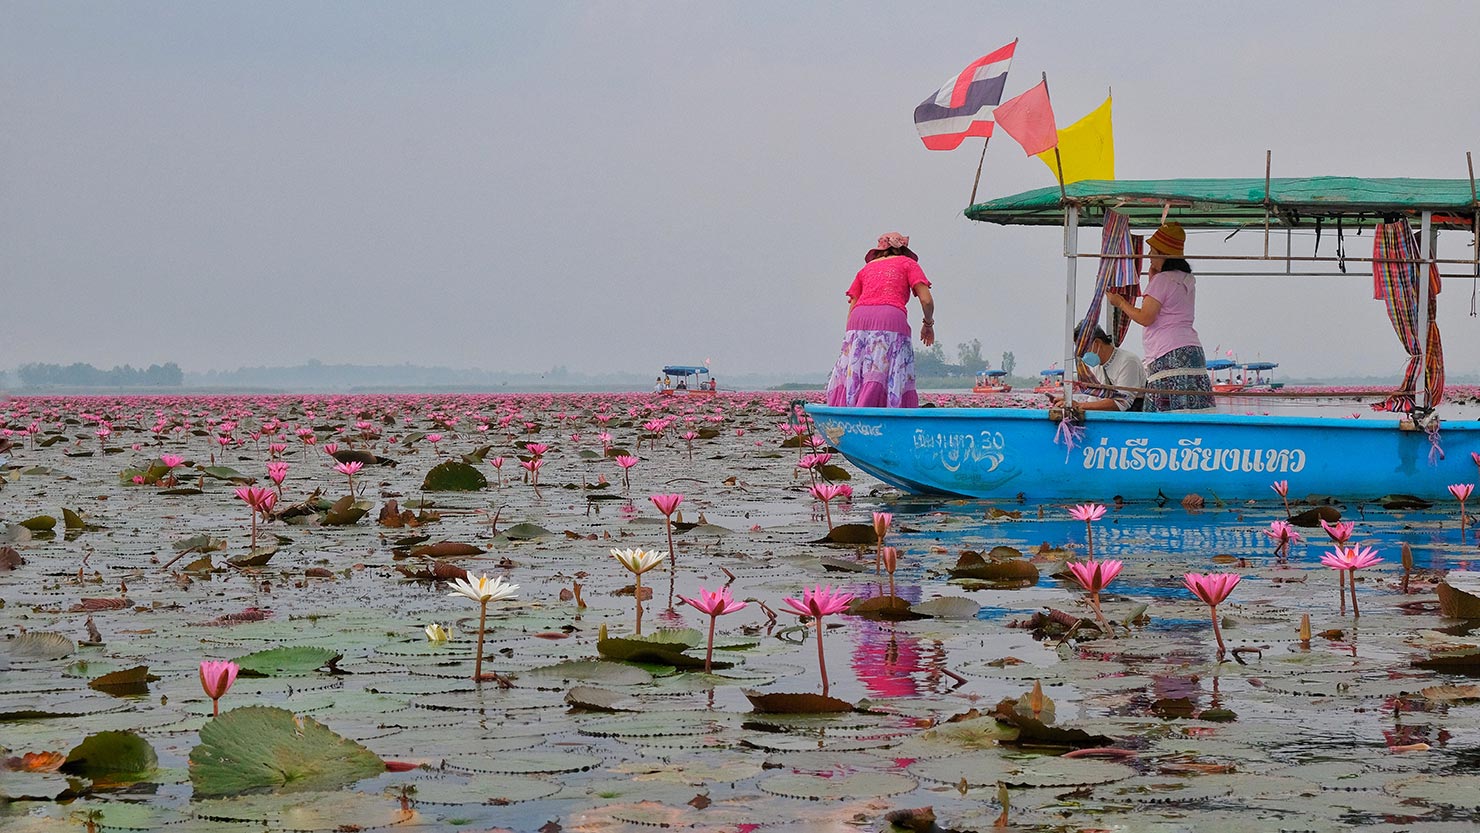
top-left (913, 40), bottom-right (1016, 151)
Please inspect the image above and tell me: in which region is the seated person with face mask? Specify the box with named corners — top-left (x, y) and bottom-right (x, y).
top-left (1048, 322), bottom-right (1147, 413)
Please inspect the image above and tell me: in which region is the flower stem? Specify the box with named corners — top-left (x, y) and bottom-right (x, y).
top-left (1209, 604), bottom-right (1226, 658)
top-left (1349, 571), bottom-right (1361, 617)
top-left (1086, 522), bottom-right (1095, 562)
top-left (816, 618), bottom-right (830, 697)
top-left (823, 500), bottom-right (833, 531)
top-left (704, 615), bottom-right (716, 673)
top-left (212, 697), bottom-right (220, 717)
top-left (474, 599), bottom-right (488, 682)
top-left (1338, 571), bottom-right (1347, 616)
top-left (633, 573), bottom-right (645, 635)
top-left (664, 519), bottom-right (677, 568)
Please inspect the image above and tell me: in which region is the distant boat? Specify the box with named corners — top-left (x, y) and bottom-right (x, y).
top-left (971, 369), bottom-right (1012, 394)
top-left (658, 365), bottom-right (717, 396)
top-left (1033, 368), bottom-right (1064, 394)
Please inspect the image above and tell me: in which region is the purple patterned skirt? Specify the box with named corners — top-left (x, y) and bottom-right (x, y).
top-left (825, 305), bottom-right (920, 408)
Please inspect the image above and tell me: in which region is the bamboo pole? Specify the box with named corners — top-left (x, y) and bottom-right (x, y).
top-left (1263, 150), bottom-right (1272, 258)
top-left (968, 136), bottom-right (992, 207)
top-left (1062, 204), bottom-right (1079, 403)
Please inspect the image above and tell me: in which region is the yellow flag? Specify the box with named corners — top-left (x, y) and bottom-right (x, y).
top-left (1035, 95), bottom-right (1114, 184)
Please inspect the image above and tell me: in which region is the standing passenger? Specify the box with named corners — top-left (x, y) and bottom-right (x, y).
top-left (824, 232), bottom-right (935, 408)
top-left (1107, 222), bottom-right (1215, 411)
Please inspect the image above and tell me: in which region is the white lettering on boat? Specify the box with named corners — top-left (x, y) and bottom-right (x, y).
top-left (1081, 436), bottom-right (1306, 473)
top-left (817, 419), bottom-right (883, 441)
top-left (913, 430), bottom-right (1006, 473)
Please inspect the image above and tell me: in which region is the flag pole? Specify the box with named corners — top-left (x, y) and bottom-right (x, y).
top-left (1042, 72), bottom-right (1067, 201)
top-left (968, 137), bottom-right (992, 206)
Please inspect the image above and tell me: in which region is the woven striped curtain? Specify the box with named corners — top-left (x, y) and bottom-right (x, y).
top-left (1073, 210), bottom-right (1142, 396)
top-left (1371, 219), bottom-right (1444, 412)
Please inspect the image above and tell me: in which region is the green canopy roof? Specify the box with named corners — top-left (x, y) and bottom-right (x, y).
top-left (965, 177), bottom-right (1480, 229)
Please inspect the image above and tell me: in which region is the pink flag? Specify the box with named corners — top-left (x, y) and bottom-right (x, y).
top-left (993, 80), bottom-right (1057, 156)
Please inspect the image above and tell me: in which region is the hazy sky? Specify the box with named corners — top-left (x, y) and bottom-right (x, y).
top-left (4, 2), bottom-right (1480, 380)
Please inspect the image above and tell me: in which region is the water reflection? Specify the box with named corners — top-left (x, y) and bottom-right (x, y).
top-left (846, 583), bottom-right (956, 697)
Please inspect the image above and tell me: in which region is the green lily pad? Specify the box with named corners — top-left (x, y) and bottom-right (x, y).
top-left (60, 731), bottom-right (158, 782)
top-left (759, 771), bottom-right (916, 800)
top-left (422, 461), bottom-right (487, 492)
top-left (523, 660), bottom-right (654, 686)
top-left (188, 706), bottom-right (384, 797)
top-left (19, 515), bottom-right (57, 532)
top-left (200, 466), bottom-right (252, 483)
top-left (232, 646), bottom-right (343, 677)
top-left (322, 496), bottom-right (372, 526)
top-left (502, 522), bottom-right (551, 541)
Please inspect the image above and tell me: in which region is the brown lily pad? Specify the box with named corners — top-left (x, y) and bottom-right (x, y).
top-left (743, 690), bottom-right (855, 714)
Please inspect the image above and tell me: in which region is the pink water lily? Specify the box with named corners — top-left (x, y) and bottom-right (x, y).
top-left (1271, 480), bottom-right (1291, 516)
top-left (1184, 572), bottom-right (1242, 659)
top-left (334, 460), bottom-right (363, 493)
top-left (199, 660), bottom-right (240, 716)
top-left (1264, 520), bottom-right (1301, 562)
top-left (809, 482), bottom-right (846, 531)
top-left (1319, 519), bottom-right (1354, 545)
top-left (1321, 545), bottom-right (1384, 616)
top-left (880, 545), bottom-right (901, 597)
top-left (1450, 483), bottom-right (1474, 541)
top-left (873, 511), bottom-right (892, 573)
top-left (650, 493), bottom-right (684, 566)
top-left (678, 586), bottom-right (747, 672)
top-left (159, 453), bottom-right (184, 470)
top-left (1068, 558), bottom-right (1123, 635)
top-left (614, 455), bottom-right (639, 491)
top-left (781, 585), bottom-right (855, 697)
top-left (1069, 503), bottom-right (1107, 561)
top-left (233, 486), bottom-right (277, 551)
top-left (489, 456), bottom-right (505, 486)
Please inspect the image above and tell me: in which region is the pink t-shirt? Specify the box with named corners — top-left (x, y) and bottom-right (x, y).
top-left (1142, 270), bottom-right (1202, 360)
top-left (846, 256), bottom-right (930, 311)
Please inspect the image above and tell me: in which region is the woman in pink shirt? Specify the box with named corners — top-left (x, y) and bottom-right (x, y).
top-left (1107, 222), bottom-right (1214, 411)
top-left (825, 232), bottom-right (936, 408)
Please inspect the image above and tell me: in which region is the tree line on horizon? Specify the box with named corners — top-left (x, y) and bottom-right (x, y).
top-left (16, 362), bottom-right (183, 387)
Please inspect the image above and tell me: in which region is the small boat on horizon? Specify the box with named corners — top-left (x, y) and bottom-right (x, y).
top-left (971, 369), bottom-right (1012, 394)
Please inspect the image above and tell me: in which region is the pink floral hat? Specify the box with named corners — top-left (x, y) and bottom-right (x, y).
top-left (865, 231), bottom-right (918, 263)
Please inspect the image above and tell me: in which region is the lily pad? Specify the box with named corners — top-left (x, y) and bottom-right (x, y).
top-left (502, 522), bottom-right (552, 541)
top-left (813, 523), bottom-right (876, 545)
top-left (948, 551), bottom-right (1039, 583)
top-left (422, 461), bottom-right (487, 492)
top-left (60, 731), bottom-right (157, 782)
top-left (6, 632), bottom-right (76, 661)
top-left (523, 660), bottom-right (654, 686)
top-left (232, 646), bottom-right (343, 677)
top-left (188, 706), bottom-right (384, 797)
top-left (759, 771), bottom-right (915, 800)
top-left (911, 596), bottom-right (982, 619)
top-left (19, 515), bottom-right (57, 532)
top-left (743, 690), bottom-right (854, 714)
top-left (87, 666), bottom-right (160, 696)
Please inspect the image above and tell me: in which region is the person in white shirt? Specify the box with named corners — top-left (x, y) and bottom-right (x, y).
top-left (1051, 323), bottom-right (1147, 412)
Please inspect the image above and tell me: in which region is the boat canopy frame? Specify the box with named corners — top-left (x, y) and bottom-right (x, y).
top-left (661, 366), bottom-right (711, 377)
top-left (965, 167), bottom-right (1480, 415)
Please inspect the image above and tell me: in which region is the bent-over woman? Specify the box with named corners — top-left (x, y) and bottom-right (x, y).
top-left (824, 232), bottom-right (935, 408)
top-left (1107, 222), bottom-right (1215, 411)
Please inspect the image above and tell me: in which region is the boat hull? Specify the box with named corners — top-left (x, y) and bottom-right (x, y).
top-left (806, 404), bottom-right (1477, 501)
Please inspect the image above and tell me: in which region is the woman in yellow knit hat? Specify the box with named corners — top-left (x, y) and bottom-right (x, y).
top-left (1107, 222), bottom-right (1215, 411)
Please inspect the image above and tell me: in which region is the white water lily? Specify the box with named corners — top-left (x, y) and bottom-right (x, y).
top-left (446, 573), bottom-right (520, 604)
top-left (610, 547), bottom-right (664, 575)
top-left (424, 623), bottom-right (452, 642)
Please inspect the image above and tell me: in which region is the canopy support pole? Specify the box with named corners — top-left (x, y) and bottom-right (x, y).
top-left (1262, 150), bottom-right (1272, 258)
top-left (1062, 204), bottom-right (1080, 403)
top-left (968, 137), bottom-right (991, 207)
top-left (1418, 210), bottom-right (1432, 411)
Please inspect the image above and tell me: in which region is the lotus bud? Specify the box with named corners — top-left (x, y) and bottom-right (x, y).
top-left (1029, 680), bottom-right (1045, 717)
top-left (1299, 613), bottom-right (1311, 644)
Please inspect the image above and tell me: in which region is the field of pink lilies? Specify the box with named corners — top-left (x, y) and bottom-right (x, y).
top-left (2, 391), bottom-right (1479, 832)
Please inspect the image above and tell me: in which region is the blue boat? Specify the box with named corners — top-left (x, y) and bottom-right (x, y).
top-left (808, 177), bottom-right (1478, 500)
